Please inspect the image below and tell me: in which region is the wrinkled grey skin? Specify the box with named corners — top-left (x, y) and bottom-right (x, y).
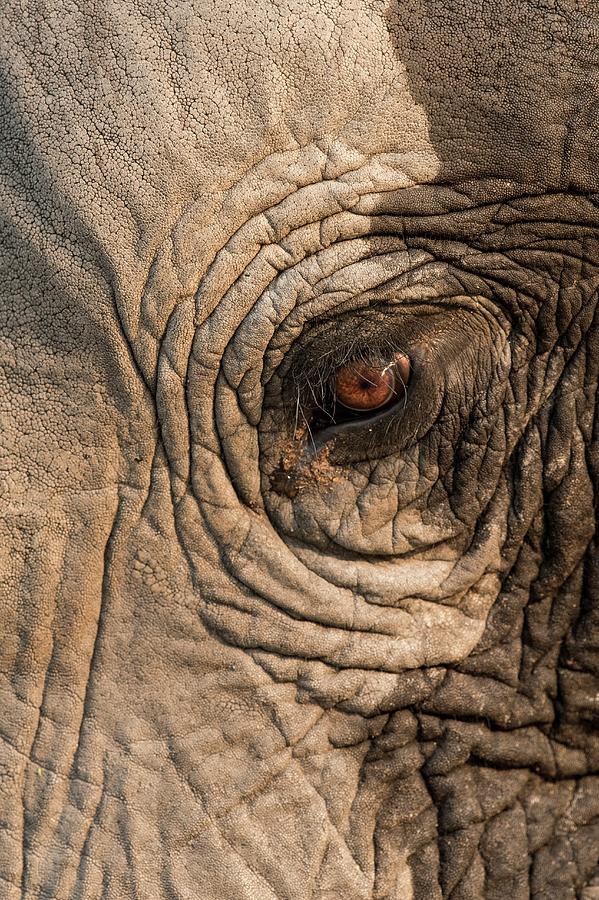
top-left (1, 1), bottom-right (599, 897)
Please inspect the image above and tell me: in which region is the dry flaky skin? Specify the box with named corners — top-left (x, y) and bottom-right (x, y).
top-left (1, 1), bottom-right (598, 897)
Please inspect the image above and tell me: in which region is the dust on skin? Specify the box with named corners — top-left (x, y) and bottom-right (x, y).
top-left (271, 424), bottom-right (348, 499)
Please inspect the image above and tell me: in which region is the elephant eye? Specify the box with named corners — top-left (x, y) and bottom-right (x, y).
top-left (334, 355), bottom-right (410, 412)
top-left (312, 352), bottom-right (411, 429)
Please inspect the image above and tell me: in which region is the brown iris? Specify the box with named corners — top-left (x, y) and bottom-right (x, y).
top-left (334, 353), bottom-right (410, 413)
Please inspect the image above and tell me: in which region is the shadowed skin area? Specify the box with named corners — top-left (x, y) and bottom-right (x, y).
top-left (1, 1), bottom-right (598, 898)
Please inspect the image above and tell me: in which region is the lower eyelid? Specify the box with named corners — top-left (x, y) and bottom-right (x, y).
top-left (314, 405), bottom-right (400, 443)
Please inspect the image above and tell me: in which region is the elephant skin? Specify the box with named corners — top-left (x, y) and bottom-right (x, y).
top-left (1, 1), bottom-right (598, 898)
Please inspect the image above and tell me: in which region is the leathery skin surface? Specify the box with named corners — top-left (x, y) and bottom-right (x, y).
top-left (1, 1), bottom-right (598, 897)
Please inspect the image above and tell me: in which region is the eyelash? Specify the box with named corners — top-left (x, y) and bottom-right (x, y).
top-left (291, 349), bottom-right (411, 440)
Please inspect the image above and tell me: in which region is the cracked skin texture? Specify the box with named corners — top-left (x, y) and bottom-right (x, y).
top-left (1, 0), bottom-right (599, 897)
